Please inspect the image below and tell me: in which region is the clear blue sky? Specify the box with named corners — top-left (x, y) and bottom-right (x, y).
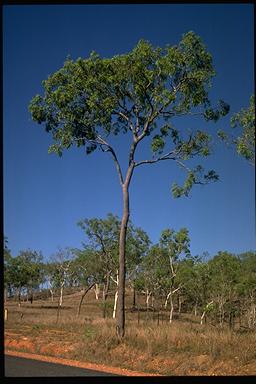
top-left (3, 4), bottom-right (255, 261)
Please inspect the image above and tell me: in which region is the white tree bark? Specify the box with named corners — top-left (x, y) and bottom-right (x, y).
top-left (146, 289), bottom-right (152, 310)
top-left (59, 285), bottom-right (64, 307)
top-left (200, 301), bottom-right (214, 325)
top-left (113, 291), bottom-right (118, 319)
top-left (164, 291), bottom-right (172, 309)
top-left (165, 287), bottom-right (180, 323)
top-left (50, 289), bottom-right (54, 302)
top-left (111, 271), bottom-right (119, 319)
top-left (194, 300), bottom-right (198, 317)
top-left (94, 284), bottom-right (100, 300)
top-left (200, 311), bottom-right (206, 325)
top-left (169, 295), bottom-right (174, 323)
top-left (253, 305), bottom-right (256, 327)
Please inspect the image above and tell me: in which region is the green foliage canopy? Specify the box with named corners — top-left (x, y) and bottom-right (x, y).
top-left (231, 95), bottom-right (255, 165)
top-left (5, 249), bottom-right (44, 294)
top-left (29, 31), bottom-right (229, 197)
top-left (136, 228), bottom-right (190, 296)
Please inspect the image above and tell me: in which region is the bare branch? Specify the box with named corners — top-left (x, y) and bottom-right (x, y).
top-left (113, 110), bottom-right (135, 134)
top-left (117, 100), bottom-right (131, 117)
top-left (175, 160), bottom-right (211, 186)
top-left (94, 136), bottom-right (124, 186)
top-left (172, 286), bottom-right (181, 295)
top-left (116, 111), bottom-right (129, 122)
top-left (132, 106), bottom-right (140, 135)
top-left (107, 146), bottom-right (124, 185)
top-left (162, 111), bottom-right (204, 118)
top-left (134, 150), bottom-right (176, 167)
top-left (110, 275), bottom-right (118, 285)
top-left (175, 159), bottom-right (192, 174)
top-left (157, 73), bottom-right (200, 116)
top-left (72, 135), bottom-right (124, 186)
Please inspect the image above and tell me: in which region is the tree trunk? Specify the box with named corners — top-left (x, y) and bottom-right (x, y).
top-left (253, 306), bottom-right (256, 328)
top-left (201, 301), bottom-right (214, 325)
top-left (103, 272), bottom-right (110, 302)
top-left (60, 286), bottom-right (63, 307)
top-left (253, 305), bottom-right (256, 328)
top-left (102, 287), bottom-right (106, 318)
top-left (178, 294), bottom-right (182, 314)
top-left (113, 290), bottom-right (118, 319)
top-left (94, 284), bottom-right (100, 300)
top-left (146, 289), bottom-right (152, 311)
top-left (112, 272), bottom-right (119, 319)
top-left (56, 299), bottom-right (61, 323)
top-left (194, 300), bottom-right (198, 317)
top-left (151, 294), bottom-right (154, 309)
top-left (229, 310), bottom-right (234, 330)
top-left (116, 178), bottom-right (132, 339)
top-left (169, 294), bottom-right (174, 323)
top-left (219, 303), bottom-right (224, 327)
top-left (4, 308), bottom-right (8, 321)
top-left (102, 275), bottom-right (110, 319)
top-left (200, 311), bottom-right (206, 325)
top-left (50, 289), bottom-right (54, 302)
top-left (18, 287), bottom-right (21, 306)
top-left (165, 291), bottom-right (172, 309)
top-left (77, 283), bottom-right (95, 316)
top-left (239, 302), bottom-right (242, 328)
top-left (132, 284), bottom-right (136, 309)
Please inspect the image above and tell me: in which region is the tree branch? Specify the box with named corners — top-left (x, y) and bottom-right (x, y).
top-left (175, 159), bottom-right (193, 173)
top-left (105, 146), bottom-right (124, 186)
top-left (95, 136), bottom-right (124, 186)
top-left (113, 110), bottom-right (135, 134)
top-left (72, 135), bottom-right (124, 186)
top-left (162, 111), bottom-right (204, 117)
top-left (134, 150), bottom-right (177, 167)
top-left (158, 73), bottom-right (196, 116)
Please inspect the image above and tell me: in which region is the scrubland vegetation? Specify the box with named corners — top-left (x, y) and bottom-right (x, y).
top-left (4, 220), bottom-right (256, 375)
top-left (4, 287), bottom-right (256, 375)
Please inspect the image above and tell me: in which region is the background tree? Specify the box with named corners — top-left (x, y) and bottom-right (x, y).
top-left (208, 251), bottom-right (241, 328)
top-left (71, 247), bottom-right (100, 316)
top-left (177, 253), bottom-right (211, 319)
top-left (44, 261), bottom-right (56, 302)
top-left (77, 213), bottom-right (120, 317)
top-left (22, 250), bottom-right (44, 303)
top-left (123, 223), bottom-right (151, 311)
top-left (49, 247), bottom-right (74, 321)
top-left (159, 228), bottom-right (190, 322)
top-left (135, 227), bottom-right (190, 320)
top-left (237, 251), bottom-right (256, 328)
top-left (77, 213), bottom-right (150, 317)
top-left (135, 244), bottom-right (163, 312)
top-left (231, 95), bottom-right (255, 165)
top-left (6, 249), bottom-right (44, 304)
top-left (29, 31), bottom-right (229, 337)
top-left (4, 237), bottom-right (13, 303)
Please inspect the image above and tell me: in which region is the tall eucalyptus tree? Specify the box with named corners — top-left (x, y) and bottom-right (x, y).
top-left (29, 31), bottom-right (229, 337)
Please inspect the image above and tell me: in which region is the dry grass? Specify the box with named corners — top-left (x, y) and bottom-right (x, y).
top-left (4, 291), bottom-right (256, 375)
top-left (68, 317), bottom-right (256, 373)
